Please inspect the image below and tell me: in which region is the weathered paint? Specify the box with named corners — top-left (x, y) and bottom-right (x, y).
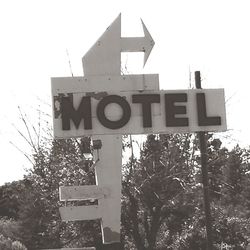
top-left (51, 74), bottom-right (159, 95)
top-left (86, 92), bottom-right (108, 100)
top-left (52, 89), bottom-right (227, 138)
top-left (53, 93), bottom-right (73, 119)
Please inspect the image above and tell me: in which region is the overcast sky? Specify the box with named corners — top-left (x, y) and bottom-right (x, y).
top-left (0, 0), bottom-right (250, 185)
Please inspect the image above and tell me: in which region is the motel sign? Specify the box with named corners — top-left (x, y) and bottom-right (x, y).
top-left (51, 14), bottom-right (226, 245)
top-left (53, 88), bottom-right (226, 137)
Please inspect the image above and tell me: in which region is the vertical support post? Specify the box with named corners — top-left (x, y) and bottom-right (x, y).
top-left (195, 71), bottom-right (213, 250)
top-left (92, 135), bottom-right (122, 245)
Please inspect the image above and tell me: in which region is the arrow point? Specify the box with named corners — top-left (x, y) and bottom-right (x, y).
top-left (141, 19), bottom-right (155, 66)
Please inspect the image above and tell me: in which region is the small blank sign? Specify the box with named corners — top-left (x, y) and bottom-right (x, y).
top-left (41, 248), bottom-right (95, 250)
top-left (59, 185), bottom-right (110, 201)
top-left (59, 205), bottom-right (101, 221)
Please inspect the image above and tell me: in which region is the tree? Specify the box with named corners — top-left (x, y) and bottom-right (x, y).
top-left (5, 103), bottom-right (250, 248)
top-left (206, 136), bottom-right (228, 200)
top-left (16, 137), bottom-right (102, 249)
top-left (0, 180), bottom-right (28, 220)
top-left (0, 218), bottom-right (27, 250)
top-left (122, 134), bottom-right (250, 249)
top-left (220, 145), bottom-right (249, 207)
top-left (122, 134), bottom-right (198, 249)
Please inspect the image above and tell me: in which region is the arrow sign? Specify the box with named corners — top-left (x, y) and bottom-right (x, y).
top-left (121, 19), bottom-right (155, 66)
top-left (54, 13), bottom-right (160, 246)
top-left (82, 14), bottom-right (155, 76)
top-left (52, 13), bottom-right (226, 247)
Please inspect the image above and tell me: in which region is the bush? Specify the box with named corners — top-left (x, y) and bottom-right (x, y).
top-left (0, 234), bottom-right (27, 250)
top-left (12, 240), bottom-right (27, 250)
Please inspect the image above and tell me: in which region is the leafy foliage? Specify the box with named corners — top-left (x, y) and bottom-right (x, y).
top-left (1, 132), bottom-right (250, 249)
top-left (122, 135), bottom-right (250, 249)
top-left (122, 134), bottom-right (199, 249)
top-left (0, 218), bottom-right (27, 250)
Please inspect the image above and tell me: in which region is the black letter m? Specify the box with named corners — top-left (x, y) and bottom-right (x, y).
top-left (61, 96), bottom-right (92, 130)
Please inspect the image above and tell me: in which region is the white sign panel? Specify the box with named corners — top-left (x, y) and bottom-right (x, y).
top-left (52, 88), bottom-right (226, 138)
top-left (42, 248), bottom-right (95, 250)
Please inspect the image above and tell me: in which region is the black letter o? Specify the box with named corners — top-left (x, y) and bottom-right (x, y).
top-left (97, 95), bottom-right (131, 129)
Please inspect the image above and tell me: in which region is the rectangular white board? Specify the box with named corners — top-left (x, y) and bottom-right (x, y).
top-left (59, 205), bottom-right (101, 221)
top-left (52, 88), bottom-right (227, 138)
top-left (52, 74), bottom-right (159, 94)
top-left (59, 185), bottom-right (110, 201)
top-left (41, 248), bottom-right (95, 250)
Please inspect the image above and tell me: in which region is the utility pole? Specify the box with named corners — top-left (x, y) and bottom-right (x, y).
top-left (195, 71), bottom-right (213, 250)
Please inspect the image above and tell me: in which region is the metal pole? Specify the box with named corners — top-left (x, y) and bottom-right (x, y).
top-left (195, 71), bottom-right (213, 250)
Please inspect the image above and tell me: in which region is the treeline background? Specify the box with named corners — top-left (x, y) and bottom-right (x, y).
top-left (1, 117), bottom-right (250, 249)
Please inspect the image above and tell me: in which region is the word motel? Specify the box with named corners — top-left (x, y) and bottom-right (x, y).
top-left (53, 89), bottom-right (226, 138)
